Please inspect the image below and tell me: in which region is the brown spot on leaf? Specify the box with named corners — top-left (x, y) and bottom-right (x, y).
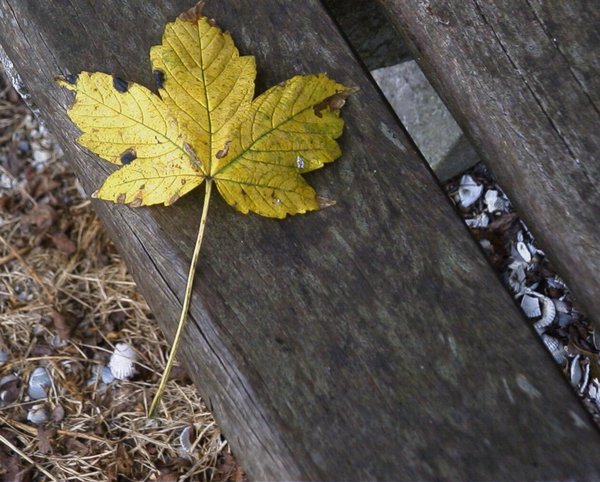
top-left (216, 140), bottom-right (231, 159)
top-left (153, 69), bottom-right (165, 89)
top-left (129, 198), bottom-right (143, 208)
top-left (112, 76), bottom-right (129, 93)
top-left (116, 193), bottom-right (127, 204)
top-left (313, 87), bottom-right (359, 118)
top-left (181, 179), bottom-right (187, 185)
top-left (179, 1), bottom-right (205, 22)
top-left (120, 148), bottom-right (137, 165)
top-left (183, 143), bottom-right (202, 171)
top-left (64, 73), bottom-right (78, 85)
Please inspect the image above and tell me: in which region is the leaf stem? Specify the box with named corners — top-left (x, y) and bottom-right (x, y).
top-left (148, 179), bottom-right (213, 417)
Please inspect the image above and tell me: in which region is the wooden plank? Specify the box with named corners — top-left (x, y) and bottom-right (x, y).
top-left (1, 0), bottom-right (599, 479)
top-left (378, 0), bottom-right (600, 323)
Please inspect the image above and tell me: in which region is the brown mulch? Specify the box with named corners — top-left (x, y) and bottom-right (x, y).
top-left (0, 74), bottom-right (244, 481)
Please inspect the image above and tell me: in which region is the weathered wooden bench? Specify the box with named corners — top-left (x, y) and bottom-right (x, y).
top-left (1, 0), bottom-right (599, 480)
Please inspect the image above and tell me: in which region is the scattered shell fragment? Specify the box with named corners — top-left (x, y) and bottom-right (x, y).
top-left (580, 360), bottom-right (590, 394)
top-left (589, 380), bottom-right (600, 408)
top-left (541, 334), bottom-right (565, 364)
top-left (534, 296), bottom-right (557, 333)
top-left (484, 189), bottom-right (510, 213)
top-left (458, 175), bottom-right (483, 208)
top-left (570, 355), bottom-right (582, 388)
top-left (553, 299), bottom-right (570, 314)
top-left (28, 367), bottom-right (51, 400)
top-left (465, 212), bottom-right (489, 228)
top-left (507, 261), bottom-right (527, 294)
top-left (0, 374), bottom-right (19, 404)
top-left (27, 404), bottom-right (50, 425)
top-left (108, 343), bottom-right (136, 380)
top-left (521, 295), bottom-right (541, 318)
top-left (32, 147), bottom-right (52, 165)
top-left (516, 241), bottom-right (532, 263)
top-left (101, 366), bottom-right (115, 384)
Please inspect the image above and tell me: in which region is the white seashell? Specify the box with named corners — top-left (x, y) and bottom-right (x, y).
top-left (570, 355), bottom-right (582, 387)
top-left (479, 239), bottom-right (492, 251)
top-left (0, 174), bottom-right (14, 190)
top-left (589, 380), bottom-right (600, 408)
top-left (0, 374), bottom-right (17, 388)
top-left (179, 425), bottom-right (195, 454)
top-left (541, 334), bottom-right (565, 364)
top-left (553, 299), bottom-right (570, 314)
top-left (484, 189), bottom-right (510, 213)
top-left (32, 148), bottom-right (52, 165)
top-left (465, 212), bottom-right (489, 229)
top-left (27, 404), bottom-right (49, 425)
top-left (557, 312), bottom-right (574, 328)
top-left (516, 241), bottom-right (532, 263)
top-left (108, 343), bottom-right (136, 380)
top-left (507, 261), bottom-right (527, 294)
top-left (101, 366), bottom-right (115, 384)
top-left (533, 296), bottom-right (556, 333)
top-left (50, 335), bottom-right (68, 348)
top-left (579, 360), bottom-right (590, 394)
top-left (521, 295), bottom-right (541, 318)
top-left (0, 374), bottom-right (18, 403)
top-left (458, 175), bottom-right (483, 208)
top-left (527, 243), bottom-right (538, 256)
top-left (28, 367), bottom-right (51, 400)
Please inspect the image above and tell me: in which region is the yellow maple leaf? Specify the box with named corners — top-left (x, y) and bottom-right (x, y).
top-left (58, 1), bottom-right (355, 416)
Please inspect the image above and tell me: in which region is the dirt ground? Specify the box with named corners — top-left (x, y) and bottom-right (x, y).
top-left (0, 75), bottom-right (244, 481)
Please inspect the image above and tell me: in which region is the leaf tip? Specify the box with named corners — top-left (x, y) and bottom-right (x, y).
top-left (55, 73), bottom-right (79, 90)
top-left (179, 1), bottom-right (206, 22)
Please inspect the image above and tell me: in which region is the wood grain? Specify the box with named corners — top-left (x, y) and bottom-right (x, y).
top-left (0, 0), bottom-right (599, 479)
top-left (379, 0), bottom-right (600, 324)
